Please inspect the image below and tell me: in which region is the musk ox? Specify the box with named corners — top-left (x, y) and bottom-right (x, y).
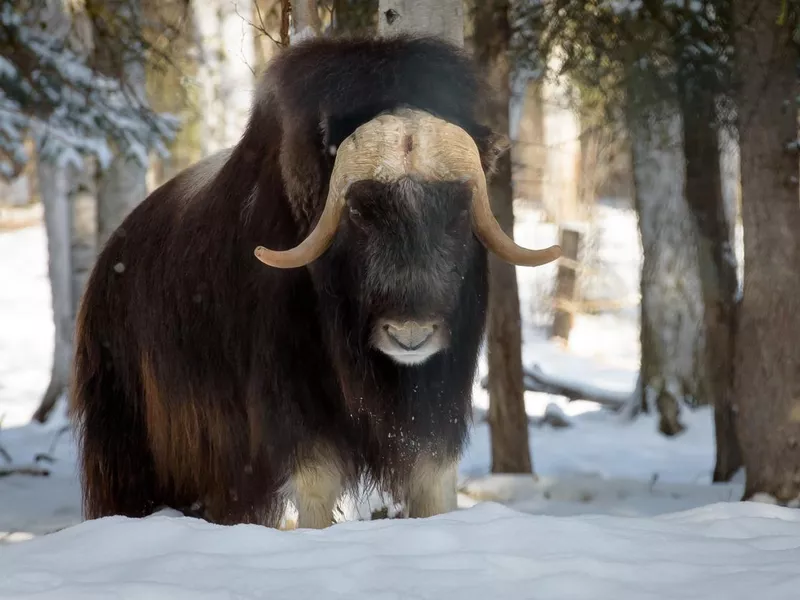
top-left (70, 34), bottom-right (560, 529)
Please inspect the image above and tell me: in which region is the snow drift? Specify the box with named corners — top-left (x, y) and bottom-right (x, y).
top-left (2, 501), bottom-right (800, 599)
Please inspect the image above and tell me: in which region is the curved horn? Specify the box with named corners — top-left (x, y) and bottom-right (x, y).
top-left (254, 115), bottom-right (409, 269)
top-left (415, 116), bottom-right (562, 267)
top-left (255, 108), bottom-right (561, 268)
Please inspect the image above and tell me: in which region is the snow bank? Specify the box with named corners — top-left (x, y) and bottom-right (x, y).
top-left (2, 502), bottom-right (800, 599)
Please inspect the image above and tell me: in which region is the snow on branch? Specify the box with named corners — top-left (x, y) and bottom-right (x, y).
top-left (511, 0), bottom-right (732, 128)
top-left (0, 1), bottom-right (180, 180)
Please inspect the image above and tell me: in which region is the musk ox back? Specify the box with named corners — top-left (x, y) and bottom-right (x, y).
top-left (70, 35), bottom-right (560, 529)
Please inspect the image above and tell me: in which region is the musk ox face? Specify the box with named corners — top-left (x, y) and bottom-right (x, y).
top-left (253, 109), bottom-right (563, 366)
top-left (333, 177), bottom-right (480, 366)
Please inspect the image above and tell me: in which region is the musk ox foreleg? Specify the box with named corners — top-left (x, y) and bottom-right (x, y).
top-left (404, 455), bottom-right (459, 519)
top-left (288, 444), bottom-right (348, 529)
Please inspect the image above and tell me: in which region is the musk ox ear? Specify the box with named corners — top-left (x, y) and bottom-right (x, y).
top-left (279, 117), bottom-right (325, 226)
top-left (319, 113), bottom-right (344, 157)
top-left (474, 125), bottom-right (511, 177)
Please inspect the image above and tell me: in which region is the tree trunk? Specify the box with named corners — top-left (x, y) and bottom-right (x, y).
top-left (377, 0), bottom-right (463, 46)
top-left (32, 0), bottom-right (95, 423)
top-left (252, 0), bottom-right (285, 67)
top-left (89, 0), bottom-right (150, 246)
top-left (676, 66), bottom-right (742, 482)
top-left (291, 0), bottom-right (322, 40)
top-left (33, 159), bottom-right (73, 423)
top-left (69, 166), bottom-right (98, 335)
top-left (219, 0), bottom-right (255, 140)
top-left (473, 0), bottom-right (532, 474)
top-left (732, 1), bottom-right (800, 504)
top-left (97, 157), bottom-right (148, 248)
top-left (629, 107), bottom-right (704, 436)
top-left (333, 0), bottom-right (377, 35)
top-left (33, 161), bottom-right (98, 423)
top-left (194, 0), bottom-right (255, 157)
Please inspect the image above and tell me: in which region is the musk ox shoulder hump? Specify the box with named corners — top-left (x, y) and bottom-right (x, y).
top-left (256, 35), bottom-right (492, 139)
top-left (248, 35), bottom-right (504, 180)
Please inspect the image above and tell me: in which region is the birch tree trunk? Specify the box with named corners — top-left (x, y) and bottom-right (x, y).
top-left (69, 171), bottom-right (97, 340)
top-left (732, 1), bottom-right (800, 504)
top-left (33, 162), bottom-right (97, 423)
top-left (473, 0), bottom-right (532, 474)
top-left (629, 107), bottom-right (704, 436)
top-left (34, 158), bottom-right (73, 423)
top-left (378, 0), bottom-right (463, 45)
top-left (32, 0), bottom-right (97, 422)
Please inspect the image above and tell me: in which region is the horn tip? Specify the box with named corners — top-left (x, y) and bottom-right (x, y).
top-left (254, 246), bottom-right (280, 268)
top-left (523, 244), bottom-right (562, 267)
top-left (544, 244), bottom-right (562, 264)
top-left (254, 246), bottom-right (307, 269)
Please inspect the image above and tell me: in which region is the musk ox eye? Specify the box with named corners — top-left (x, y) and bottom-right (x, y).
top-left (349, 206), bottom-right (367, 227)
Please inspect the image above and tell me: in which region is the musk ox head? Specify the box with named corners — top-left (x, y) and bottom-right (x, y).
top-left (254, 108), bottom-right (561, 366)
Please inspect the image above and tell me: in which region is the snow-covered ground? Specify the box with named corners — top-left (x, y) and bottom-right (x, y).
top-left (4, 501), bottom-right (800, 599)
top-left (3, 201), bottom-right (796, 599)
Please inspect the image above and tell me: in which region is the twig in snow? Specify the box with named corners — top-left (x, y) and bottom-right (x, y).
top-left (0, 465), bottom-right (50, 478)
top-left (0, 444), bottom-right (11, 464)
top-left (0, 413), bottom-right (11, 464)
top-left (34, 424), bottom-right (71, 464)
top-left (36, 425), bottom-right (69, 463)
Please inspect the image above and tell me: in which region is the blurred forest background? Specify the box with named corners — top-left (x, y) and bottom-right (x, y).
top-left (2, 0), bottom-right (800, 539)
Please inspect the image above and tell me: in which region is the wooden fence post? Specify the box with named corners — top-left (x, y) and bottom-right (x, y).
top-left (550, 226), bottom-right (582, 342)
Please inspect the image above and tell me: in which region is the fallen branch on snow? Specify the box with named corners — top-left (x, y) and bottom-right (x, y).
top-left (480, 363), bottom-right (630, 411)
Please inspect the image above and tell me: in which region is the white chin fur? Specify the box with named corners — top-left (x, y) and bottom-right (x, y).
top-left (378, 347), bottom-right (441, 366)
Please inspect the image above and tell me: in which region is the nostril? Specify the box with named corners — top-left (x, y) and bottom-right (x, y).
top-left (380, 320), bottom-right (441, 352)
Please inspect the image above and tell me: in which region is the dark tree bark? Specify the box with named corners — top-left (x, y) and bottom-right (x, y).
top-left (676, 44), bottom-right (742, 482)
top-left (473, 0), bottom-right (532, 474)
top-left (732, 0), bottom-right (800, 503)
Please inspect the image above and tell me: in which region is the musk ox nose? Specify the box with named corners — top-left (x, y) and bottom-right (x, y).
top-left (372, 318), bottom-right (448, 365)
top-left (383, 320), bottom-right (437, 351)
